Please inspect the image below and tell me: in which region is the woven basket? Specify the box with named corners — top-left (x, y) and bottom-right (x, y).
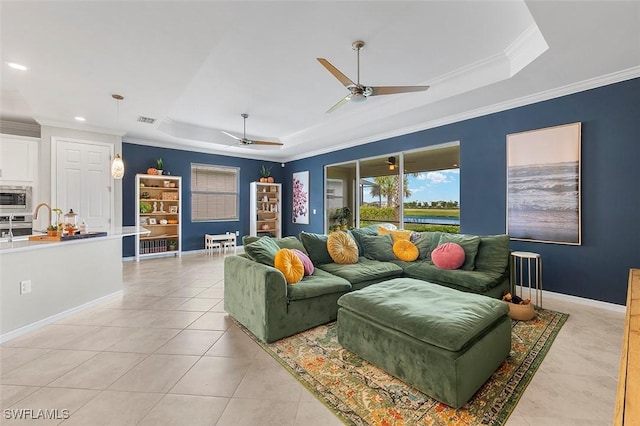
top-left (505, 301), bottom-right (535, 321)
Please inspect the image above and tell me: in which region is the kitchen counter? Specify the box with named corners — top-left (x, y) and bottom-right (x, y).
top-left (0, 226), bottom-right (149, 341)
top-left (0, 226), bottom-right (149, 253)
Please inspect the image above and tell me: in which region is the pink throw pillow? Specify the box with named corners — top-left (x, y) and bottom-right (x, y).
top-left (431, 242), bottom-right (465, 270)
top-left (292, 249), bottom-right (314, 276)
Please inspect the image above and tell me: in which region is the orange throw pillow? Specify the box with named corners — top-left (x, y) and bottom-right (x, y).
top-left (327, 231), bottom-right (359, 264)
top-left (378, 227), bottom-right (412, 243)
top-left (393, 240), bottom-right (419, 262)
top-left (274, 249), bottom-right (304, 284)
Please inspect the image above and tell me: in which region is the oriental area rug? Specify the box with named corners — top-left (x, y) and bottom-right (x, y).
top-left (242, 308), bottom-right (568, 426)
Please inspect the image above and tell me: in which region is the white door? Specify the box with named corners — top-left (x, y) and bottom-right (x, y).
top-left (55, 139), bottom-right (112, 231)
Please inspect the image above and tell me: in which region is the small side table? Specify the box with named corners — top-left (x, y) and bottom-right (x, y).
top-left (510, 251), bottom-right (542, 307)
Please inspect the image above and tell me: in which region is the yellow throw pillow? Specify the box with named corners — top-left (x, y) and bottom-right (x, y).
top-left (327, 231), bottom-right (359, 264)
top-left (393, 240), bottom-right (419, 262)
top-left (274, 249), bottom-right (304, 284)
top-left (378, 227), bottom-right (412, 243)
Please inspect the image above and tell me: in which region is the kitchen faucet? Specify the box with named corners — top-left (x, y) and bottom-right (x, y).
top-left (33, 202), bottom-right (52, 229)
top-left (7, 213), bottom-right (14, 242)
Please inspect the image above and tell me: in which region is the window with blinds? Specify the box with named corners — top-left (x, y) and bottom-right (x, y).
top-left (191, 164), bottom-right (239, 221)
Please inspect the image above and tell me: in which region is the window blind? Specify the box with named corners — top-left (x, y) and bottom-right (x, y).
top-left (191, 164), bottom-right (239, 221)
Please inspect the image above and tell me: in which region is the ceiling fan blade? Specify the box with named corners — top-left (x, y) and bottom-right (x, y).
top-left (317, 58), bottom-right (355, 88)
top-left (246, 139), bottom-right (283, 146)
top-left (221, 130), bottom-right (241, 140)
top-left (326, 94), bottom-right (352, 113)
top-left (369, 85), bottom-right (430, 96)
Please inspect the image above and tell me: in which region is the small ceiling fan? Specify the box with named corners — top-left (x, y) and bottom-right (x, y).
top-left (221, 113), bottom-right (283, 146)
top-left (317, 40), bottom-right (430, 113)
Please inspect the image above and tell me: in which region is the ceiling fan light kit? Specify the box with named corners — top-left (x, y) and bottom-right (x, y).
top-left (317, 40), bottom-right (430, 113)
top-left (221, 113), bottom-right (283, 147)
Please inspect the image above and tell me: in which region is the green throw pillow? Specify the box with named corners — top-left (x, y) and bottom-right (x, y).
top-left (244, 237), bottom-right (281, 266)
top-left (437, 233), bottom-right (481, 271)
top-left (413, 231), bottom-right (442, 261)
top-left (474, 234), bottom-right (510, 273)
top-left (349, 227), bottom-right (378, 254)
top-left (299, 232), bottom-right (333, 265)
top-left (273, 236), bottom-right (308, 253)
top-left (242, 235), bottom-right (307, 253)
top-left (361, 234), bottom-right (396, 262)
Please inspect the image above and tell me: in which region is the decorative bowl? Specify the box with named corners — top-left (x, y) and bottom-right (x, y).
top-left (504, 301), bottom-right (535, 321)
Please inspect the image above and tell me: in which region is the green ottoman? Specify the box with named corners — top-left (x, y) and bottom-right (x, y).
top-left (337, 278), bottom-right (511, 408)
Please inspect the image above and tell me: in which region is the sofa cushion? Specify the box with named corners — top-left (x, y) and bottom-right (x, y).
top-left (243, 235), bottom-right (308, 253)
top-left (292, 249), bottom-right (314, 275)
top-left (244, 237), bottom-right (281, 266)
top-left (437, 233), bottom-right (480, 270)
top-left (403, 261), bottom-right (506, 293)
top-left (299, 232), bottom-right (333, 265)
top-left (474, 234), bottom-right (510, 273)
top-left (393, 240), bottom-right (419, 262)
top-left (327, 231), bottom-right (359, 264)
top-left (361, 234), bottom-right (396, 262)
top-left (318, 257), bottom-right (403, 285)
top-left (348, 227), bottom-right (378, 254)
top-left (413, 231), bottom-right (442, 261)
top-left (337, 278), bottom-right (509, 352)
top-left (286, 268), bottom-right (352, 301)
top-left (432, 242), bottom-right (465, 269)
top-left (378, 227), bottom-right (412, 243)
top-left (274, 249), bottom-right (304, 284)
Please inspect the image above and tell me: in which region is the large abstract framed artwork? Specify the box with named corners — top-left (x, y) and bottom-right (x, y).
top-left (292, 171), bottom-right (309, 224)
top-left (507, 122), bottom-right (581, 245)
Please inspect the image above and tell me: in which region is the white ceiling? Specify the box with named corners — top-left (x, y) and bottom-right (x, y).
top-left (1, 1), bottom-right (639, 162)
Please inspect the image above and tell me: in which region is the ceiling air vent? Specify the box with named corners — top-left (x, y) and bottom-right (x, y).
top-left (137, 116), bottom-right (156, 124)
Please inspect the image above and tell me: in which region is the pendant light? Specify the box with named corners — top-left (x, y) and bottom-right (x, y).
top-left (111, 94), bottom-right (125, 179)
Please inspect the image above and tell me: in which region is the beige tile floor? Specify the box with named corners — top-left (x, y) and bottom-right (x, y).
top-left (0, 251), bottom-right (625, 425)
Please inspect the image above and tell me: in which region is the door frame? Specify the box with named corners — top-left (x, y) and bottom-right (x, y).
top-left (51, 136), bottom-right (115, 232)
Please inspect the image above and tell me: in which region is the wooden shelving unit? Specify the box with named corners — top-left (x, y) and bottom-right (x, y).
top-left (250, 182), bottom-right (282, 238)
top-left (135, 174), bottom-right (182, 261)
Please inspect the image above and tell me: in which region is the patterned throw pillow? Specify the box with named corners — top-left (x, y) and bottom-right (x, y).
top-left (327, 231), bottom-right (359, 264)
top-left (431, 242), bottom-right (466, 270)
top-left (274, 249), bottom-right (304, 284)
top-left (393, 240), bottom-right (419, 262)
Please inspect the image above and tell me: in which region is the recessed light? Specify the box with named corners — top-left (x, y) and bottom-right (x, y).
top-left (7, 62), bottom-right (28, 71)
top-left (74, 116), bottom-right (86, 122)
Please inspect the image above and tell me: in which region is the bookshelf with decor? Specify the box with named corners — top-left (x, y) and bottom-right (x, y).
top-left (135, 174), bottom-right (182, 261)
top-left (250, 182), bottom-right (282, 238)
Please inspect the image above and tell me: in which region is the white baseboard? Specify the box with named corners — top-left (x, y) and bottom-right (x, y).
top-left (513, 285), bottom-right (625, 313)
top-left (0, 290), bottom-right (124, 344)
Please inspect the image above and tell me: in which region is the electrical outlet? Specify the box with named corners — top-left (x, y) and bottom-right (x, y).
top-left (20, 280), bottom-right (31, 295)
top-left (235, 230), bottom-right (239, 236)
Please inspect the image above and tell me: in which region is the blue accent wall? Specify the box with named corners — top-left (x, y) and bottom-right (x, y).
top-left (121, 143), bottom-right (281, 256)
top-left (281, 78), bottom-right (640, 305)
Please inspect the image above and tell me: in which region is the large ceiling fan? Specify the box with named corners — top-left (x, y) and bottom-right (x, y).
top-left (317, 40), bottom-right (430, 113)
top-left (221, 113), bottom-right (283, 147)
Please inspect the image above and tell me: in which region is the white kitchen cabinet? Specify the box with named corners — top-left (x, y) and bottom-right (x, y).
top-left (0, 135), bottom-right (39, 183)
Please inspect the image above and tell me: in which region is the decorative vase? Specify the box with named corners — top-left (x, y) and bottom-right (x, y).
top-left (267, 176), bottom-right (274, 183)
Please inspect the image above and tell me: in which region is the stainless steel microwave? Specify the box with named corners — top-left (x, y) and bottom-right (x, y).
top-left (0, 186), bottom-right (32, 212)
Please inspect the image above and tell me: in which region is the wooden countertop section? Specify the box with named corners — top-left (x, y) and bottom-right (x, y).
top-left (614, 268), bottom-right (640, 425)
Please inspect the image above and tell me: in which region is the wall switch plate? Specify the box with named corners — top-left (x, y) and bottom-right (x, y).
top-left (313, 209), bottom-right (316, 214)
top-left (20, 280), bottom-right (31, 295)
top-left (235, 230), bottom-right (239, 236)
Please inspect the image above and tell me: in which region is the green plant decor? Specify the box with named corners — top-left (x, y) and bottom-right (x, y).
top-left (260, 165), bottom-right (272, 178)
top-left (330, 207), bottom-right (352, 230)
top-left (156, 157), bottom-right (163, 170)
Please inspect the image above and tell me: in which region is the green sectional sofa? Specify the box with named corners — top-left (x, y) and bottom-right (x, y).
top-left (224, 229), bottom-right (511, 343)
